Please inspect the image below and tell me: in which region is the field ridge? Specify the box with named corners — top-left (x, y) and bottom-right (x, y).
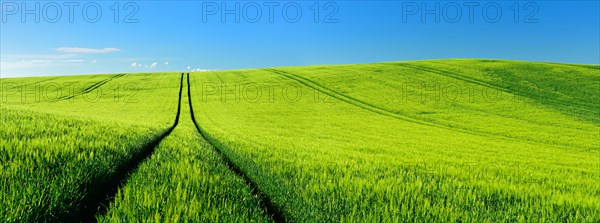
top-left (85, 73), bottom-right (184, 221)
top-left (186, 73), bottom-right (287, 223)
top-left (58, 73), bottom-right (126, 101)
top-left (266, 68), bottom-right (577, 148)
top-left (399, 63), bottom-right (598, 112)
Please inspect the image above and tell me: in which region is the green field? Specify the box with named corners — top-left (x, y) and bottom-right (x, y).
top-left (1, 59), bottom-right (599, 222)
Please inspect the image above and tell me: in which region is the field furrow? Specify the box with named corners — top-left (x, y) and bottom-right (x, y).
top-left (0, 73), bottom-right (182, 222)
top-left (186, 73), bottom-right (285, 222)
top-left (189, 61), bottom-right (599, 222)
top-left (88, 73), bottom-right (184, 220)
top-left (57, 74), bottom-right (126, 101)
top-left (266, 68), bottom-right (588, 150)
top-left (272, 63), bottom-right (598, 150)
top-left (2, 59), bottom-right (598, 222)
top-left (399, 63), bottom-right (598, 115)
top-left (99, 73), bottom-right (272, 222)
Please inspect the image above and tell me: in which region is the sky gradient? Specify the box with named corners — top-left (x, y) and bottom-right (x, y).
top-left (1, 0), bottom-right (599, 77)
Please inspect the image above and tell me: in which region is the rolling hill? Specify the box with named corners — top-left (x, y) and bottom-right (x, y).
top-left (1, 59), bottom-right (598, 222)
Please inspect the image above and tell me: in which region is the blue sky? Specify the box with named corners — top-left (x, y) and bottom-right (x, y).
top-left (1, 0), bottom-right (598, 77)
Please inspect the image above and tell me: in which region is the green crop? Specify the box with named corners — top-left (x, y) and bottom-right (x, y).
top-left (189, 59), bottom-right (599, 222)
top-left (1, 59), bottom-right (598, 222)
top-left (1, 73), bottom-right (181, 221)
top-left (98, 74), bottom-right (270, 222)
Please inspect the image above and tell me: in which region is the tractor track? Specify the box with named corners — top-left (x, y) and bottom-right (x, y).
top-left (75, 73), bottom-right (184, 222)
top-left (398, 63), bottom-right (598, 112)
top-left (186, 73), bottom-right (287, 223)
top-left (265, 68), bottom-right (585, 149)
top-left (58, 73), bottom-right (126, 101)
top-left (265, 68), bottom-right (486, 134)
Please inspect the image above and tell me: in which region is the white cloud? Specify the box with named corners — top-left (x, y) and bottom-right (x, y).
top-left (191, 68), bottom-right (211, 72)
top-left (165, 61), bottom-right (169, 65)
top-left (131, 62), bottom-right (139, 67)
top-left (4, 54), bottom-right (78, 60)
top-left (187, 66), bottom-right (191, 70)
top-left (150, 62), bottom-right (158, 69)
top-left (55, 47), bottom-right (121, 54)
top-left (0, 60), bottom-right (52, 70)
top-left (2, 51), bottom-right (109, 74)
top-left (122, 57), bottom-right (154, 62)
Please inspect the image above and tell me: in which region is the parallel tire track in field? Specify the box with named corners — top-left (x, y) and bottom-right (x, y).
top-left (265, 68), bottom-right (480, 132)
top-left (186, 73), bottom-right (287, 223)
top-left (397, 63), bottom-right (598, 112)
top-left (58, 73), bottom-right (126, 101)
top-left (266, 68), bottom-right (582, 149)
top-left (77, 73), bottom-right (184, 222)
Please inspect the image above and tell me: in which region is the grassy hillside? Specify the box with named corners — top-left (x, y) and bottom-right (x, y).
top-left (190, 59), bottom-right (599, 221)
top-left (98, 74), bottom-right (270, 222)
top-left (1, 73), bottom-right (181, 221)
top-left (1, 59), bottom-right (599, 222)
top-left (1, 73), bottom-right (179, 126)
